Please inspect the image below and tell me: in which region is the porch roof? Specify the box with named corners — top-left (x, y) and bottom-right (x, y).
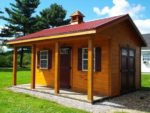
top-left (7, 14), bottom-right (146, 46)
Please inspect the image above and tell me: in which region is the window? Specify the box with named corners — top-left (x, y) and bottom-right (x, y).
top-left (82, 48), bottom-right (96, 71)
top-left (143, 53), bottom-right (150, 61)
top-left (40, 50), bottom-right (48, 69)
top-left (60, 48), bottom-right (71, 54)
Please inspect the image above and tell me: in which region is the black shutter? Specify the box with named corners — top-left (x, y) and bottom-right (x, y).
top-left (37, 51), bottom-right (40, 68)
top-left (48, 49), bottom-right (52, 69)
top-left (95, 47), bottom-right (101, 71)
top-left (78, 48), bottom-right (82, 70)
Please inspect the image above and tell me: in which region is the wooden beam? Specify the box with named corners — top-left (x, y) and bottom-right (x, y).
top-left (87, 38), bottom-right (94, 102)
top-left (13, 47), bottom-right (17, 86)
top-left (54, 42), bottom-right (60, 94)
top-left (31, 45), bottom-right (36, 89)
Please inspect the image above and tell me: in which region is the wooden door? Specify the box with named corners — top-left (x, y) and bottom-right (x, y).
top-left (128, 49), bottom-right (135, 91)
top-left (60, 47), bottom-right (71, 89)
top-left (120, 48), bottom-right (135, 93)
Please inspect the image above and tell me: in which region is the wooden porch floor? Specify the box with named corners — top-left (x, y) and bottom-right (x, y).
top-left (15, 84), bottom-right (108, 103)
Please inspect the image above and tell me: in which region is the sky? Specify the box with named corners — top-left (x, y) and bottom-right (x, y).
top-left (0, 0), bottom-right (150, 34)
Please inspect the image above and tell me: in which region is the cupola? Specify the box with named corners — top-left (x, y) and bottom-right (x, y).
top-left (70, 10), bottom-right (85, 25)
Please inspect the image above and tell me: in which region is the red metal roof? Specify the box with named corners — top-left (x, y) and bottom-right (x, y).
top-left (9, 14), bottom-right (127, 42)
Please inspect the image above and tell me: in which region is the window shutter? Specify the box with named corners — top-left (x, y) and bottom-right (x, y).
top-left (37, 51), bottom-right (40, 68)
top-left (48, 49), bottom-right (52, 69)
top-left (78, 48), bottom-right (82, 70)
top-left (95, 47), bottom-right (101, 71)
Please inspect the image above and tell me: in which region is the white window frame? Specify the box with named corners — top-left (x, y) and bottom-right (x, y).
top-left (40, 50), bottom-right (49, 69)
top-left (82, 48), bottom-right (96, 71)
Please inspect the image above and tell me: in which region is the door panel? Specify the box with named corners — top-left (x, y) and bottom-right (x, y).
top-left (121, 48), bottom-right (128, 93)
top-left (121, 48), bottom-right (135, 93)
top-left (60, 47), bottom-right (71, 89)
top-left (128, 50), bottom-right (135, 90)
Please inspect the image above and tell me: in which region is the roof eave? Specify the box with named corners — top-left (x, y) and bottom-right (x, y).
top-left (127, 15), bottom-right (147, 47)
top-left (7, 30), bottom-right (96, 45)
top-left (95, 14), bottom-right (147, 47)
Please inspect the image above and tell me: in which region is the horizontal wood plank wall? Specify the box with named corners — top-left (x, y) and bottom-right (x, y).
top-left (35, 37), bottom-right (110, 96)
top-left (35, 44), bottom-right (55, 87)
top-left (101, 20), bottom-right (141, 96)
top-left (71, 37), bottom-right (110, 96)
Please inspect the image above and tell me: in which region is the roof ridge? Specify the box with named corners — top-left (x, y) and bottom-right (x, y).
top-left (84, 14), bottom-right (128, 23)
top-left (43, 14), bottom-right (128, 31)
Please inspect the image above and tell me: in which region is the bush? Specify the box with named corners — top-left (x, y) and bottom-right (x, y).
top-left (23, 53), bottom-right (31, 67)
top-left (0, 55), bottom-right (7, 67)
top-left (0, 51), bottom-right (31, 67)
top-left (5, 54), bottom-right (13, 67)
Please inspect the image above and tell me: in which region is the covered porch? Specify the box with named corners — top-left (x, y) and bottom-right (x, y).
top-left (11, 34), bottom-right (109, 103)
top-left (14, 84), bottom-right (108, 103)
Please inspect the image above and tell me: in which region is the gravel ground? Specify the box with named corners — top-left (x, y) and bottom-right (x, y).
top-left (102, 90), bottom-right (150, 113)
top-left (9, 87), bottom-right (150, 113)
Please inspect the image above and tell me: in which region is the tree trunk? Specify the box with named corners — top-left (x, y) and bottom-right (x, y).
top-left (19, 47), bottom-right (24, 68)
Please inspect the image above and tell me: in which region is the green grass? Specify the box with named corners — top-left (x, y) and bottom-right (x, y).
top-left (141, 73), bottom-right (150, 88)
top-left (0, 68), bottom-right (87, 113)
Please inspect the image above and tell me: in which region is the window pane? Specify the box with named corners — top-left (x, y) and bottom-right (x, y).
top-left (122, 49), bottom-right (128, 56)
top-left (41, 55), bottom-right (47, 59)
top-left (83, 60), bottom-right (88, 70)
top-left (41, 60), bottom-right (48, 68)
top-left (129, 50), bottom-right (134, 57)
top-left (83, 53), bottom-right (88, 59)
top-left (40, 51), bottom-right (48, 59)
top-left (41, 60), bottom-right (47, 64)
top-left (83, 49), bottom-right (88, 53)
top-left (60, 48), bottom-right (70, 54)
top-left (143, 53), bottom-right (150, 61)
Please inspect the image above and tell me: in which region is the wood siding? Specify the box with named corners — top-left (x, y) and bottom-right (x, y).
top-left (98, 20), bottom-right (141, 96)
top-left (35, 36), bottom-right (110, 96)
top-left (35, 20), bottom-right (141, 96)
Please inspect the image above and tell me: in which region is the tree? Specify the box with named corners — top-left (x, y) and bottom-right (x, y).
top-left (0, 10), bottom-right (3, 20)
top-left (0, 28), bottom-right (13, 37)
top-left (1, 0), bottom-right (40, 67)
top-left (34, 3), bottom-right (70, 31)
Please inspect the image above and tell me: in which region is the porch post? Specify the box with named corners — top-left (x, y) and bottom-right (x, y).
top-left (87, 38), bottom-right (94, 102)
top-left (13, 47), bottom-right (17, 86)
top-left (54, 42), bottom-right (60, 94)
top-left (31, 45), bottom-right (36, 89)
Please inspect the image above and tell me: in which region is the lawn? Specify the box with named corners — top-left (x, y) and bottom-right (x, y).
top-left (141, 73), bottom-right (150, 88)
top-left (0, 68), bottom-right (87, 113)
top-left (0, 68), bottom-right (150, 113)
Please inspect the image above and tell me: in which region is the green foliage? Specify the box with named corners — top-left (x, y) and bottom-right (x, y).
top-left (0, 28), bottom-right (14, 37)
top-left (23, 53), bottom-right (31, 66)
top-left (0, 51), bottom-right (31, 67)
top-left (0, 1), bottom-right (70, 68)
top-left (35, 3), bottom-right (70, 31)
top-left (0, 68), bottom-right (87, 113)
top-left (1, 0), bottom-right (40, 35)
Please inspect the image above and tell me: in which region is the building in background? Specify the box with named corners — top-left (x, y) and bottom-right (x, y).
top-left (141, 34), bottom-right (150, 73)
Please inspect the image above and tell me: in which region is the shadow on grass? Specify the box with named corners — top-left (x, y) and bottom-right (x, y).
top-left (0, 67), bottom-right (30, 72)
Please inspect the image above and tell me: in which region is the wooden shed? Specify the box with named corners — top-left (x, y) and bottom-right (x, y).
top-left (7, 11), bottom-right (146, 103)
